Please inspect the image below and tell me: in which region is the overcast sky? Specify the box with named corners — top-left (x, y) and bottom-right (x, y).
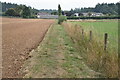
top-left (1, 0), bottom-right (119, 10)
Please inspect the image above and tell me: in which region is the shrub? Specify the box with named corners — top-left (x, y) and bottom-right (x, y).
top-left (67, 16), bottom-right (120, 19)
top-left (29, 15), bottom-right (37, 18)
top-left (58, 15), bottom-right (67, 24)
top-left (5, 8), bottom-right (19, 16)
top-left (21, 6), bottom-right (31, 18)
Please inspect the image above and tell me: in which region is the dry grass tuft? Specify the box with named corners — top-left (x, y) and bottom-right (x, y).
top-left (62, 22), bottom-right (118, 78)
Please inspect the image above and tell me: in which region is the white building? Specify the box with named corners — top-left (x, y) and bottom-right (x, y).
top-left (82, 13), bottom-right (89, 16)
top-left (91, 13), bottom-right (104, 17)
top-left (74, 13), bottom-right (79, 17)
top-left (82, 12), bottom-right (104, 17)
top-left (37, 12), bottom-right (58, 19)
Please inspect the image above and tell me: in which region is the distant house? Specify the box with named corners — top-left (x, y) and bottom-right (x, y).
top-left (37, 12), bottom-right (58, 19)
top-left (82, 13), bottom-right (89, 16)
top-left (74, 13), bottom-right (79, 17)
top-left (91, 13), bottom-right (104, 17)
top-left (82, 12), bottom-right (104, 17)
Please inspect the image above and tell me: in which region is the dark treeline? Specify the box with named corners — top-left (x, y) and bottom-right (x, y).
top-left (0, 1), bottom-right (120, 19)
top-left (0, 2), bottom-right (18, 12)
top-left (70, 2), bottom-right (119, 15)
top-left (39, 2), bottom-right (120, 15)
top-left (1, 2), bottom-right (38, 13)
top-left (0, 2), bottom-right (57, 13)
top-left (0, 2), bottom-right (58, 17)
top-left (0, 2), bottom-right (39, 18)
top-left (1, 2), bottom-right (17, 12)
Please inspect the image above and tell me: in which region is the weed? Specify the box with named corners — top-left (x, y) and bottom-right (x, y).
top-left (62, 22), bottom-right (118, 78)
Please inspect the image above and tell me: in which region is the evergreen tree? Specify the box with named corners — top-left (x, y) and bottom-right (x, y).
top-left (22, 6), bottom-right (31, 18)
top-left (58, 4), bottom-right (62, 16)
top-left (5, 8), bottom-right (18, 16)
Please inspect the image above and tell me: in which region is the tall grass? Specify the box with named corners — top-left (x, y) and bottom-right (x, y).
top-left (62, 22), bottom-right (118, 78)
top-left (71, 21), bottom-right (118, 51)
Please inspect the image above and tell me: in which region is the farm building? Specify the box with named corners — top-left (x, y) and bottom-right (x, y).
top-left (82, 13), bottom-right (88, 16)
top-left (37, 12), bottom-right (58, 19)
top-left (91, 13), bottom-right (104, 17)
top-left (74, 13), bottom-right (79, 17)
top-left (82, 12), bottom-right (104, 17)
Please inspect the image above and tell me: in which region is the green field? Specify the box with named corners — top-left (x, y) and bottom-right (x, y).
top-left (67, 20), bottom-right (118, 77)
top-left (70, 20), bottom-right (118, 51)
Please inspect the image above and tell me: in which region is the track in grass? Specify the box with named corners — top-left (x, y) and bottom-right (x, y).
top-left (22, 23), bottom-right (100, 78)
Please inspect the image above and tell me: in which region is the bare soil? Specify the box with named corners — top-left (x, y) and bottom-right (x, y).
top-left (2, 17), bottom-right (55, 78)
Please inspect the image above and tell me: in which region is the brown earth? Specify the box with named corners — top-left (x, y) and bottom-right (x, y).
top-left (2, 17), bottom-right (55, 78)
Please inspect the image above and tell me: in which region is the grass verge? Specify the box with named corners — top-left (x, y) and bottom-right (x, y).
top-left (70, 20), bottom-right (118, 51)
top-left (62, 22), bottom-right (118, 78)
top-left (21, 22), bottom-right (100, 78)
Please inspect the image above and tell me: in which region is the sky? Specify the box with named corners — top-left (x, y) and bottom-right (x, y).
top-left (1, 0), bottom-right (119, 10)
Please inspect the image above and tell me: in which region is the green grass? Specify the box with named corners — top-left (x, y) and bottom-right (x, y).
top-left (71, 20), bottom-right (118, 51)
top-left (63, 21), bottom-right (118, 77)
top-left (22, 22), bottom-right (100, 78)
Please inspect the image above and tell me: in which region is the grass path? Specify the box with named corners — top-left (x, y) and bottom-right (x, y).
top-left (21, 23), bottom-right (100, 78)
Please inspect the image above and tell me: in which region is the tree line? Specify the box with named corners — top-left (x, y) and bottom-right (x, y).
top-left (40, 2), bottom-right (120, 16)
top-left (66, 2), bottom-right (119, 16)
top-left (1, 2), bottom-right (39, 18)
top-left (0, 1), bottom-right (119, 18)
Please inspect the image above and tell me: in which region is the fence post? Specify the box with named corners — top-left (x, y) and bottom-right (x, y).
top-left (104, 33), bottom-right (108, 51)
top-left (89, 30), bottom-right (92, 41)
top-left (82, 29), bottom-right (84, 39)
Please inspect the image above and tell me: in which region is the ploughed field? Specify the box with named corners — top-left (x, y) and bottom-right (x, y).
top-left (2, 18), bottom-right (55, 78)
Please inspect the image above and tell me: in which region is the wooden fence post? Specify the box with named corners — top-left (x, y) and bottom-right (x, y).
top-left (89, 30), bottom-right (92, 41)
top-left (82, 29), bottom-right (84, 39)
top-left (104, 33), bottom-right (108, 51)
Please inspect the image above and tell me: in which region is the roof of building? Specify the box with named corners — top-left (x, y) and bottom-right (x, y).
top-left (37, 12), bottom-right (50, 15)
